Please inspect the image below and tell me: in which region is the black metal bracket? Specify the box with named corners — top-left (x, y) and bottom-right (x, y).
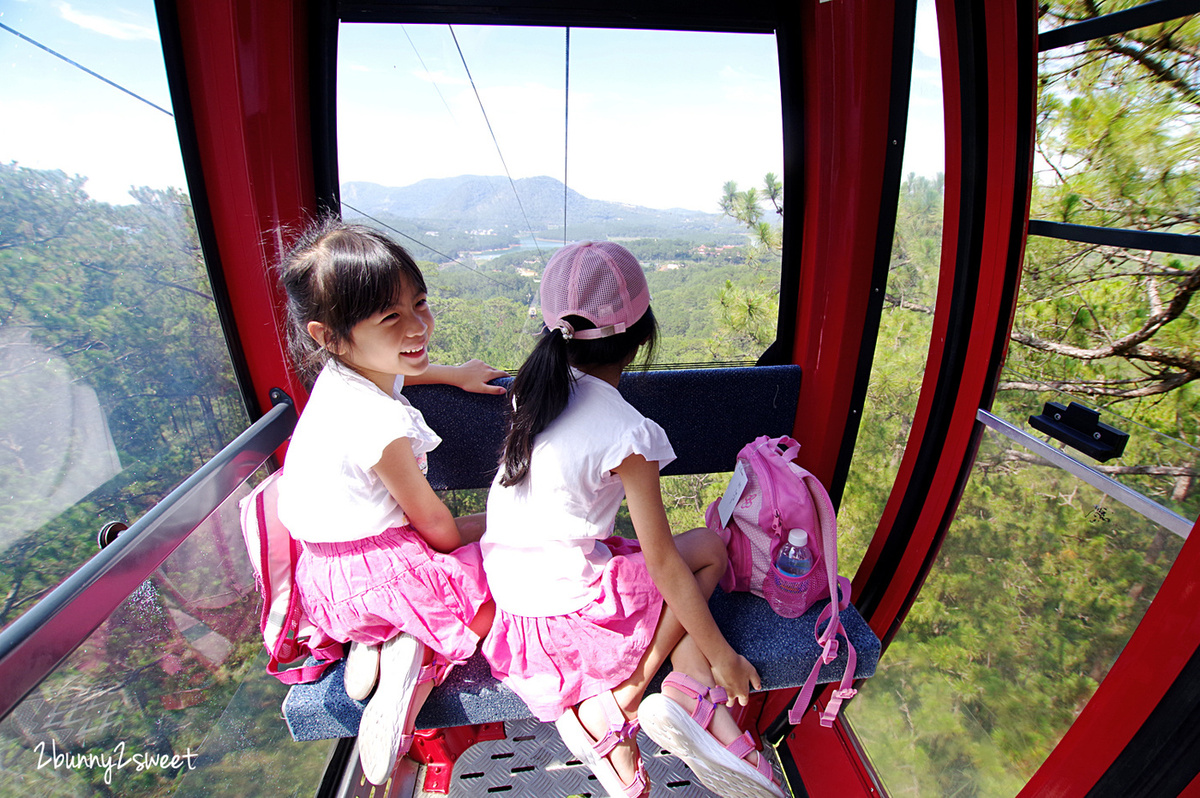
top-left (1029, 401), bottom-right (1129, 462)
top-left (269, 387), bottom-right (294, 408)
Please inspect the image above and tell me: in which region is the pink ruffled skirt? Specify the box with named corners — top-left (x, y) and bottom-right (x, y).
top-left (482, 536), bottom-right (664, 721)
top-left (295, 526), bottom-right (491, 666)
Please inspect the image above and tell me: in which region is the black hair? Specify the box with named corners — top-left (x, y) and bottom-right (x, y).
top-left (498, 308), bottom-right (658, 487)
top-left (278, 218), bottom-right (427, 386)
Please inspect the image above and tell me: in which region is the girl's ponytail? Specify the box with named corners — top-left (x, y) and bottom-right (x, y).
top-left (499, 327), bottom-right (572, 487)
top-left (498, 308), bottom-right (657, 487)
top-left (500, 240), bottom-right (656, 486)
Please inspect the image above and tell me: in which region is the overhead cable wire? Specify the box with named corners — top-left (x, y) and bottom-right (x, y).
top-left (448, 24), bottom-right (546, 266)
top-left (0, 21), bottom-right (173, 117)
top-left (401, 26), bottom-right (501, 201)
top-left (341, 201), bottom-right (527, 292)
top-left (401, 25), bottom-right (457, 121)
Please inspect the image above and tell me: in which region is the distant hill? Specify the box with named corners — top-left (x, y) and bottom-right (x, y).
top-left (340, 175), bottom-right (740, 240)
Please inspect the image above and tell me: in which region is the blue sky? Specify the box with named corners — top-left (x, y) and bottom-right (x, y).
top-left (1, 0), bottom-right (943, 212)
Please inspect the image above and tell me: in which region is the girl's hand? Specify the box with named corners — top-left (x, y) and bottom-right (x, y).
top-left (452, 359), bottom-right (508, 394)
top-left (409, 361), bottom-right (507, 394)
top-left (709, 647), bottom-right (762, 707)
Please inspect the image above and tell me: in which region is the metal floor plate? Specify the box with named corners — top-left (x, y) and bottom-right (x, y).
top-left (413, 717), bottom-right (788, 798)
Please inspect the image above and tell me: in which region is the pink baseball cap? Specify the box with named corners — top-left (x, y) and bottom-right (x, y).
top-left (541, 241), bottom-right (650, 340)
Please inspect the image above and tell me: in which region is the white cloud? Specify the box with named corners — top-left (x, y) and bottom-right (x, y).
top-left (55, 2), bottom-right (156, 41)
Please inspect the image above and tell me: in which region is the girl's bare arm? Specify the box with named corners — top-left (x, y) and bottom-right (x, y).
top-left (374, 437), bottom-right (462, 553)
top-left (615, 454), bottom-right (761, 705)
top-left (406, 359), bottom-right (507, 394)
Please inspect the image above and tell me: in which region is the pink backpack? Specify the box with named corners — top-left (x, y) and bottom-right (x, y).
top-left (239, 472), bottom-right (344, 684)
top-left (704, 435), bottom-right (857, 727)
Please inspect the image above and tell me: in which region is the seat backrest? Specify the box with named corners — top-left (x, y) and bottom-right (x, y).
top-left (404, 365), bottom-right (802, 490)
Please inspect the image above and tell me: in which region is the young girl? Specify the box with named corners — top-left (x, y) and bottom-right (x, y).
top-left (275, 220), bottom-right (501, 785)
top-left (481, 241), bottom-right (783, 798)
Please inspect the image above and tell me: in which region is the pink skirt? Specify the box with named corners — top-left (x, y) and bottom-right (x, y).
top-left (295, 526), bottom-right (491, 666)
top-left (481, 536), bottom-right (664, 721)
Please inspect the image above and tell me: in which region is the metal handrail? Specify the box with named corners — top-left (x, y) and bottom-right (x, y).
top-left (977, 409), bottom-right (1195, 539)
top-left (0, 392), bottom-right (296, 720)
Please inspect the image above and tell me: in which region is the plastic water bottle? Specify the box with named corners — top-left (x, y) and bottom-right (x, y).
top-left (766, 529), bottom-right (814, 618)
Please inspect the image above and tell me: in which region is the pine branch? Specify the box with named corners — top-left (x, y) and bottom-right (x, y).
top-left (1012, 266), bottom-right (1200, 360)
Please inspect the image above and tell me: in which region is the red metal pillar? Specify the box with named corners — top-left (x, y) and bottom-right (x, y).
top-left (159, 0), bottom-right (317, 418)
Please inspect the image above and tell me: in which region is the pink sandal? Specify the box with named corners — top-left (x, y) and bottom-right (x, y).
top-left (640, 672), bottom-right (784, 798)
top-left (555, 690), bottom-right (649, 798)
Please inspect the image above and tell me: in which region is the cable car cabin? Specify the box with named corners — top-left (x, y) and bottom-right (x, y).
top-left (0, 1), bottom-right (1197, 797)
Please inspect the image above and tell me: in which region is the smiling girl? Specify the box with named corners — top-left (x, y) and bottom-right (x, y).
top-left (275, 220), bottom-right (502, 784)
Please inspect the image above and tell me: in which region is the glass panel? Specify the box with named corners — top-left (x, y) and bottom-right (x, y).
top-left (995, 369), bottom-right (1200, 525)
top-left (1016, 4), bottom-right (1198, 533)
top-left (845, 5), bottom-right (1199, 793)
top-left (839, 0), bottom-right (946, 576)
top-left (1034, 9), bottom-right (1199, 235)
top-left (336, 23), bottom-right (784, 370)
top-left (0, 2), bottom-right (248, 629)
top-left (847, 423), bottom-right (1186, 796)
top-left (0, 480), bottom-right (335, 796)
top-left (1010, 233), bottom-right (1200, 495)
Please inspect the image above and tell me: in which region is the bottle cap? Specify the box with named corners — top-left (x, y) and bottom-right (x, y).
top-left (787, 528), bottom-right (808, 547)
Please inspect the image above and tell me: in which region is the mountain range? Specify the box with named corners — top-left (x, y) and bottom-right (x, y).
top-left (340, 175), bottom-right (740, 239)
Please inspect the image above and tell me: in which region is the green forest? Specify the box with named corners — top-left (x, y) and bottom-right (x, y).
top-left (0, 2), bottom-right (1197, 795)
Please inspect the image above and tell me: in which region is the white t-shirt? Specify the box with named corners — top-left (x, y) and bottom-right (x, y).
top-left (277, 360), bottom-right (441, 543)
top-left (482, 369), bottom-right (676, 616)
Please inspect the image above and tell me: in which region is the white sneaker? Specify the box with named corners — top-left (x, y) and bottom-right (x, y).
top-left (358, 633), bottom-right (425, 785)
top-left (344, 641), bottom-right (381, 700)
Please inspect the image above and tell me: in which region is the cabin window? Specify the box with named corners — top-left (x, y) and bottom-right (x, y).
top-left (0, 2), bottom-right (247, 626)
top-left (838, 0), bottom-right (947, 579)
top-left (336, 24), bottom-right (784, 369)
top-left (0, 3), bottom-right (329, 794)
top-left (847, 4), bottom-right (1198, 794)
top-left (337, 22), bottom-right (785, 532)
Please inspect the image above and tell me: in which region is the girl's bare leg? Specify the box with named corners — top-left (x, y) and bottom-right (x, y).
top-left (574, 528), bottom-right (726, 788)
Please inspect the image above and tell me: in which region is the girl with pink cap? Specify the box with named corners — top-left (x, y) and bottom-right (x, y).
top-left (481, 241), bottom-right (783, 798)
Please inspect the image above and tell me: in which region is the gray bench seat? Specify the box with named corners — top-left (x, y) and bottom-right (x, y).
top-left (284, 586), bottom-right (879, 740)
top-left (279, 366), bottom-right (881, 740)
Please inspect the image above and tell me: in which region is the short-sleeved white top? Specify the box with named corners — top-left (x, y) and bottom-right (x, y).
top-left (277, 360), bottom-right (441, 543)
top-left (482, 368), bottom-right (676, 616)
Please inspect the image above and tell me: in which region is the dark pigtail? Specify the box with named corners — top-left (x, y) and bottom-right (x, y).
top-left (499, 328), bottom-right (572, 487)
top-left (498, 308), bottom-right (658, 487)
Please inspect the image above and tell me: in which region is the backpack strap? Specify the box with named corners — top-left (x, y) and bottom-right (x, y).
top-left (799, 468), bottom-right (840, 611)
top-left (246, 474), bottom-right (343, 685)
top-left (788, 576), bottom-right (857, 727)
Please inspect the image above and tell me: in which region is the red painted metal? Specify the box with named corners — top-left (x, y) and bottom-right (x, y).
top-left (1182, 769), bottom-right (1200, 798)
top-left (792, 0), bottom-right (1034, 793)
top-left (849, 0), bottom-right (1035, 641)
top-left (169, 0), bottom-right (315, 418)
top-left (1019, 517), bottom-right (1200, 798)
top-left (782, 703), bottom-right (881, 798)
top-left (774, 0), bottom-right (910, 790)
top-left (787, 0), bottom-right (900, 489)
top-left (409, 723), bottom-right (506, 794)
